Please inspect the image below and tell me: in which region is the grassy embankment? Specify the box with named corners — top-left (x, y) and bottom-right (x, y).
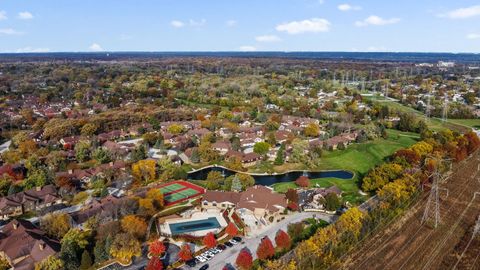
top-left (272, 129), bottom-right (419, 204)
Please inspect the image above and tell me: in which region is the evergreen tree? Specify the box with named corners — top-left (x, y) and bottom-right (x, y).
top-left (80, 250), bottom-right (92, 270)
top-left (190, 148), bottom-right (200, 163)
top-left (274, 144), bottom-right (285, 165)
top-left (94, 240), bottom-right (109, 263)
top-left (231, 175), bottom-right (242, 192)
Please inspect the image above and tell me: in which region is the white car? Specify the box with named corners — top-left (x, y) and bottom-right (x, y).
top-left (229, 239), bottom-right (239, 245)
top-left (195, 256), bottom-right (207, 263)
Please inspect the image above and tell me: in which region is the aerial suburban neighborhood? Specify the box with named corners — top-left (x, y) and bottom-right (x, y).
top-left (1, 1), bottom-right (480, 270)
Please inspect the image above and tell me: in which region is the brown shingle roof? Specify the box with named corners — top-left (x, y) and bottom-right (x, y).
top-left (0, 219), bottom-right (60, 270)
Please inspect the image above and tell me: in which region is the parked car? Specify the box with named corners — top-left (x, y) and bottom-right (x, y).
top-left (229, 239), bottom-right (239, 245)
top-left (224, 241), bottom-right (233, 247)
top-left (185, 259), bottom-right (196, 267)
top-left (199, 264), bottom-right (209, 270)
top-left (217, 244), bottom-right (226, 250)
top-left (209, 248), bottom-right (220, 254)
top-left (233, 236), bottom-right (242, 242)
top-left (195, 256), bottom-right (207, 263)
top-left (203, 254), bottom-right (213, 260)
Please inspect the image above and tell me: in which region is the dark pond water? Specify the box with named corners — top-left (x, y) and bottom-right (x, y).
top-left (187, 166), bottom-right (354, 186)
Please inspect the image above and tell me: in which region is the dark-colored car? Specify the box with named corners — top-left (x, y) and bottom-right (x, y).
top-left (217, 244), bottom-right (226, 250)
top-left (224, 241), bottom-right (233, 247)
top-left (185, 259), bottom-right (196, 267)
top-left (199, 264), bottom-right (209, 270)
top-left (233, 236), bottom-right (242, 242)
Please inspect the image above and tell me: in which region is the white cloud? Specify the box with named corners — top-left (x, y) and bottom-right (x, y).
top-left (0, 11), bottom-right (7, 20)
top-left (15, 47), bottom-right (49, 53)
top-left (439, 5), bottom-right (480, 19)
top-left (467, 33), bottom-right (480, 39)
top-left (89, 43), bottom-right (103, 51)
top-left (318, 0), bottom-right (325, 4)
top-left (276, 18), bottom-right (331, 34)
top-left (189, 19), bottom-right (206, 27)
top-left (355, 15), bottom-right (400, 27)
top-left (226, 20), bottom-right (237, 27)
top-left (171, 19), bottom-right (206, 28)
top-left (0, 28), bottom-right (23, 35)
top-left (255, 35), bottom-right (281, 42)
top-left (171, 20), bottom-right (185, 28)
top-left (18, 11), bottom-right (33, 20)
top-left (338, 4), bottom-right (361, 11)
top-left (367, 46), bottom-right (387, 51)
top-left (239, 45), bottom-right (256, 51)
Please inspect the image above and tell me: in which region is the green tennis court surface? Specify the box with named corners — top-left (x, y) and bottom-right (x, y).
top-left (164, 188), bottom-right (200, 202)
top-left (160, 183), bottom-right (184, 194)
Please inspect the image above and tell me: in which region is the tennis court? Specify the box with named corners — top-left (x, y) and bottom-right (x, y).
top-left (157, 180), bottom-right (206, 206)
top-left (160, 183), bottom-right (184, 194)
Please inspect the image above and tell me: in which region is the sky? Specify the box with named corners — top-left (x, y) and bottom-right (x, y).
top-left (1, 0), bottom-right (480, 53)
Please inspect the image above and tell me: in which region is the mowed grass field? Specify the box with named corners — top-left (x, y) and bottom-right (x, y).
top-left (446, 118), bottom-right (480, 129)
top-left (364, 97), bottom-right (470, 133)
top-left (272, 129), bottom-right (419, 204)
top-left (317, 129), bottom-right (419, 176)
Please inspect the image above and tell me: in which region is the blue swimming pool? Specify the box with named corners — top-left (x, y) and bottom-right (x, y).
top-left (169, 217), bottom-right (221, 235)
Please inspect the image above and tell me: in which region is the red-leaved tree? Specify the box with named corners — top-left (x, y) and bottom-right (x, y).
top-left (275, 229), bottom-right (291, 251)
top-left (146, 256), bottom-right (163, 270)
top-left (236, 248), bottom-right (253, 270)
top-left (295, 176), bottom-right (310, 187)
top-left (226, 222), bottom-right (239, 237)
top-left (256, 236), bottom-right (275, 260)
top-left (203, 232), bottom-right (217, 248)
top-left (178, 243), bottom-right (193, 262)
top-left (287, 201), bottom-right (299, 211)
top-left (148, 240), bottom-right (166, 257)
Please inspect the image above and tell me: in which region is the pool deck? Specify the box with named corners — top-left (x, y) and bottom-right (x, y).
top-left (159, 209), bottom-right (228, 237)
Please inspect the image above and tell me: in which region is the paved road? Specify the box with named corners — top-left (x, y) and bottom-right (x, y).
top-left (193, 212), bottom-right (335, 270)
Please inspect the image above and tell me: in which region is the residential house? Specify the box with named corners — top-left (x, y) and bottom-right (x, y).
top-left (0, 219), bottom-right (60, 270)
top-left (0, 185), bottom-right (62, 220)
top-left (202, 185), bottom-right (288, 226)
top-left (212, 141), bottom-right (232, 155)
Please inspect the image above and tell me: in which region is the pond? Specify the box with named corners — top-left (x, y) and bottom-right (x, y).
top-left (187, 166), bottom-right (354, 186)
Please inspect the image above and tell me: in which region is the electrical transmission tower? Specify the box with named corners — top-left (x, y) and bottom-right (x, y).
top-left (442, 93), bottom-right (449, 122)
top-left (425, 92), bottom-right (432, 120)
top-left (422, 157), bottom-right (450, 228)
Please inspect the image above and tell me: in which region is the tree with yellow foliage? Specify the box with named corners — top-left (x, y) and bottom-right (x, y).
top-left (132, 159), bottom-right (156, 184)
top-left (335, 207), bottom-right (365, 239)
top-left (121, 215), bottom-right (147, 240)
top-left (109, 233), bottom-right (141, 263)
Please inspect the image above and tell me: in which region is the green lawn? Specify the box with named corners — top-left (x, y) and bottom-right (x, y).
top-left (272, 177), bottom-right (366, 204)
top-left (317, 129), bottom-right (418, 177)
top-left (364, 97), bottom-right (469, 132)
top-left (446, 119), bottom-right (480, 129)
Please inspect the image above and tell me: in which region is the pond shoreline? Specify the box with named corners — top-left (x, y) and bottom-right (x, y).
top-left (187, 165), bottom-right (355, 186)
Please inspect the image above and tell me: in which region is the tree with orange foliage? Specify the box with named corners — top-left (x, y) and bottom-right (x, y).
top-left (121, 215), bottom-right (147, 240)
top-left (256, 236), bottom-right (275, 260)
top-left (275, 229), bottom-right (291, 251)
top-left (236, 248), bottom-right (253, 270)
top-left (225, 222), bottom-right (239, 237)
top-left (295, 176), bottom-right (309, 187)
top-left (148, 240), bottom-right (165, 257)
top-left (464, 131), bottom-right (480, 154)
top-left (146, 256), bottom-right (163, 270)
top-left (178, 243), bottom-right (193, 262)
top-left (203, 232), bottom-right (217, 248)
